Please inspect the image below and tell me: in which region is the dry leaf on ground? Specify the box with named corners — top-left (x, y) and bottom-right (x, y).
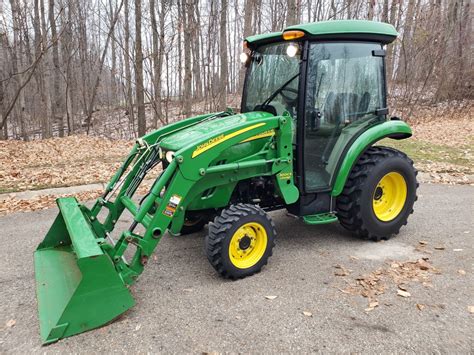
top-left (5, 319), bottom-right (16, 328)
top-left (468, 306), bottom-right (474, 314)
top-left (397, 289), bottom-right (411, 298)
top-left (265, 295), bottom-right (277, 300)
top-left (334, 264), bottom-right (352, 276)
top-left (365, 301), bottom-right (379, 312)
top-left (458, 270), bottom-right (466, 275)
top-left (339, 259), bottom-right (438, 305)
top-left (302, 311), bottom-right (313, 317)
top-left (416, 304), bottom-right (425, 311)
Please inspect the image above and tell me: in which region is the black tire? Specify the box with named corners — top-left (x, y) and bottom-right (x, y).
top-left (206, 203), bottom-right (276, 279)
top-left (180, 212), bottom-right (208, 235)
top-left (336, 146), bottom-right (418, 241)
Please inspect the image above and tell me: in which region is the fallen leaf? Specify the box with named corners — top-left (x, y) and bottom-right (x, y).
top-left (302, 311), bottom-right (313, 317)
top-left (135, 324), bottom-right (141, 331)
top-left (453, 249), bottom-right (463, 252)
top-left (458, 269), bottom-right (466, 275)
top-left (334, 264), bottom-right (351, 276)
top-left (369, 301), bottom-right (379, 308)
top-left (463, 231), bottom-right (470, 234)
top-left (468, 306), bottom-right (474, 314)
top-left (265, 295), bottom-right (277, 300)
top-left (416, 304), bottom-right (425, 311)
top-left (397, 289), bottom-right (411, 298)
top-left (434, 246), bottom-right (445, 250)
top-left (417, 259), bottom-right (431, 270)
top-left (397, 284), bottom-right (408, 291)
top-left (418, 240), bottom-right (428, 245)
top-left (5, 319), bottom-right (16, 328)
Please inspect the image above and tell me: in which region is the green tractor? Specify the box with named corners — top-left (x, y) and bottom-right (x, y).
top-left (34, 20), bottom-right (418, 343)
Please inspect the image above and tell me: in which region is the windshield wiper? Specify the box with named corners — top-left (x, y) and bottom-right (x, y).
top-left (258, 73), bottom-right (300, 108)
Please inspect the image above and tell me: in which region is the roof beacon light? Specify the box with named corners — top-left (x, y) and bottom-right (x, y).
top-left (282, 30), bottom-right (305, 41)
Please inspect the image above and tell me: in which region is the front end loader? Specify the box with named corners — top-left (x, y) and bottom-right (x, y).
top-left (34, 20), bottom-right (418, 343)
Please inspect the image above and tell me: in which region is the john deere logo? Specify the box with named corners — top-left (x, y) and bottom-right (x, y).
top-left (192, 123), bottom-right (266, 158)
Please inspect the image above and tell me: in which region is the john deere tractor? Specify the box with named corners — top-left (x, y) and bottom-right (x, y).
top-left (34, 20), bottom-right (417, 343)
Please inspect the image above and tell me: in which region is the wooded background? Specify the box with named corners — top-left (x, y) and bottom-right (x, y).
top-left (0, 0), bottom-right (472, 140)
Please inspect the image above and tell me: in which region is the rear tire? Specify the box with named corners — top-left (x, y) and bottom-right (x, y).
top-left (205, 204), bottom-right (276, 279)
top-left (336, 146), bottom-right (418, 241)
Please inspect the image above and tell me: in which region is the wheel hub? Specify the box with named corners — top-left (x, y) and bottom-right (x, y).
top-left (239, 235), bottom-right (251, 250)
top-left (372, 172), bottom-right (408, 222)
top-left (228, 222), bottom-right (268, 269)
top-left (374, 186), bottom-right (383, 200)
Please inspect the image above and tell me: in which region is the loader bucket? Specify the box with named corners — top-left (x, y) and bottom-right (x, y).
top-left (34, 197), bottom-right (135, 344)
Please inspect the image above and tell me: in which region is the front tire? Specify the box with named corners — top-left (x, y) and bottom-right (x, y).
top-left (336, 146), bottom-right (418, 241)
top-left (205, 204), bottom-right (276, 279)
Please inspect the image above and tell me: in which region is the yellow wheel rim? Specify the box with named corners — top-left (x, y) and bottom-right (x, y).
top-left (372, 172), bottom-right (407, 222)
top-left (229, 222), bottom-right (268, 269)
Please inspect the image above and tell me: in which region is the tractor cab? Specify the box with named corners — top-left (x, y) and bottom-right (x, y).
top-left (241, 20), bottom-right (398, 215)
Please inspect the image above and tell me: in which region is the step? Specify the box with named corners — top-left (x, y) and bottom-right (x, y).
top-left (302, 212), bottom-right (338, 225)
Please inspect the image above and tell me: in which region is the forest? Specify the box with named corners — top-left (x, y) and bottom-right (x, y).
top-left (0, 0), bottom-right (472, 141)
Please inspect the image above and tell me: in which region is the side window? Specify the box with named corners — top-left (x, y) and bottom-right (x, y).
top-left (304, 42), bottom-right (386, 191)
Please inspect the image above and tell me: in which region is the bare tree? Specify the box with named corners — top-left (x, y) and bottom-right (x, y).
top-left (135, 0), bottom-right (146, 136)
top-left (219, 0), bottom-right (228, 110)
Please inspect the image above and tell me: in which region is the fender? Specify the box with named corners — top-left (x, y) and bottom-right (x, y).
top-left (331, 120), bottom-right (412, 197)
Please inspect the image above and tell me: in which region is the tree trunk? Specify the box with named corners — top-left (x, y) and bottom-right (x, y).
top-left (158, 1), bottom-right (167, 123)
top-left (123, 0), bottom-right (135, 132)
top-left (135, 0), bottom-right (146, 136)
top-left (150, 0), bottom-right (161, 128)
top-left (219, 0), bottom-right (228, 110)
top-left (48, 0), bottom-right (64, 137)
top-left (182, 0), bottom-right (192, 116)
top-left (367, 0), bottom-right (375, 20)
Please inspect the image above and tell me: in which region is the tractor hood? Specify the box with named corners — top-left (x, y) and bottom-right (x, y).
top-left (159, 111), bottom-right (274, 152)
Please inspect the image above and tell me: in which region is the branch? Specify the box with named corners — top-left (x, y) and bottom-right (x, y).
top-left (0, 30), bottom-right (64, 131)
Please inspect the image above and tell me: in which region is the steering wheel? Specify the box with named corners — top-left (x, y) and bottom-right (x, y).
top-left (280, 87), bottom-right (298, 105)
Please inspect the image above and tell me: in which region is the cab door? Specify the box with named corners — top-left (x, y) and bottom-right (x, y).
top-left (302, 41), bottom-right (388, 192)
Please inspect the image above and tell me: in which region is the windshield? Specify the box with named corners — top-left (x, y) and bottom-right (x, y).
top-left (241, 42), bottom-right (301, 118)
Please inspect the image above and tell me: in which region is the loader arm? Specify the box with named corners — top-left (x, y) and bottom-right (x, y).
top-left (34, 112), bottom-right (297, 343)
top-left (103, 113), bottom-right (297, 285)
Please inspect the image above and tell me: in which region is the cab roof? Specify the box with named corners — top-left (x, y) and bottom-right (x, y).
top-left (245, 20), bottom-right (398, 47)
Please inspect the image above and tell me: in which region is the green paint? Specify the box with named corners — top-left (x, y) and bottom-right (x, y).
top-left (246, 20), bottom-right (398, 46)
top-left (303, 213), bottom-right (338, 225)
top-left (35, 197), bottom-right (134, 344)
top-left (286, 20), bottom-right (398, 43)
top-left (331, 120), bottom-right (412, 197)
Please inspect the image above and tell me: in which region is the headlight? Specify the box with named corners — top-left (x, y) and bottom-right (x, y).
top-left (165, 150), bottom-right (175, 163)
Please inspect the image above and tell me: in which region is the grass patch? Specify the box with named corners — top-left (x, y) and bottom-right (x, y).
top-left (377, 138), bottom-right (473, 172)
